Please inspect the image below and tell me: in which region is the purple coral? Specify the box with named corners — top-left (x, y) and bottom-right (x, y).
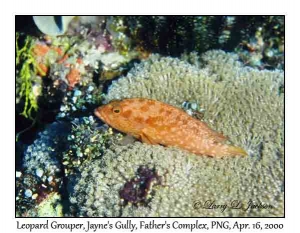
top-left (119, 166), bottom-right (161, 205)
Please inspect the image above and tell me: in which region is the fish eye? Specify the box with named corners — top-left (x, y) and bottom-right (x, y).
top-left (112, 107), bottom-right (121, 114)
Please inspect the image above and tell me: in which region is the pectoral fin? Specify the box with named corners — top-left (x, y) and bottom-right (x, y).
top-left (139, 128), bottom-right (158, 145)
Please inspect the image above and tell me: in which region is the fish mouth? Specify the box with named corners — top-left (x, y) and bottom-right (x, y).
top-left (94, 107), bottom-right (106, 122)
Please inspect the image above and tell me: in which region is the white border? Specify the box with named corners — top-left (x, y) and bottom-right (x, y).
top-left (1, 0), bottom-right (299, 232)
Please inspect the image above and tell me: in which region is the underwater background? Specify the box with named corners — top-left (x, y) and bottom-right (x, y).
top-left (15, 16), bottom-right (284, 217)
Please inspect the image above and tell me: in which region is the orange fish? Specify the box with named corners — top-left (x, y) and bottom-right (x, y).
top-left (94, 98), bottom-right (247, 157)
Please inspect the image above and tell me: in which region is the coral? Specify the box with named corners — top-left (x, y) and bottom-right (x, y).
top-left (70, 142), bottom-right (283, 217)
top-left (61, 116), bottom-right (123, 177)
top-left (18, 115), bottom-right (122, 216)
top-left (106, 16), bottom-right (132, 54)
top-left (16, 32), bottom-right (132, 142)
top-left (119, 166), bottom-right (162, 205)
top-left (23, 122), bottom-right (70, 178)
top-left (105, 51), bottom-right (283, 106)
top-left (26, 192), bottom-right (63, 217)
top-left (16, 34), bottom-right (78, 120)
top-left (16, 34), bottom-right (42, 119)
top-left (57, 84), bottom-right (103, 119)
top-left (234, 16), bottom-right (284, 69)
top-left (69, 50), bottom-right (283, 217)
top-left (48, 37), bottom-right (139, 86)
top-left (35, 192), bottom-right (63, 217)
top-left (46, 37), bottom-right (96, 89)
top-left (17, 122), bottom-right (70, 216)
top-left (106, 16), bottom-right (284, 69)
top-left (66, 68), bottom-right (81, 89)
top-left (16, 173), bottom-right (39, 215)
top-left (16, 25), bottom-right (140, 123)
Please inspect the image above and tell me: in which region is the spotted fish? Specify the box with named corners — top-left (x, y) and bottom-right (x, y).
top-left (94, 98), bottom-right (247, 157)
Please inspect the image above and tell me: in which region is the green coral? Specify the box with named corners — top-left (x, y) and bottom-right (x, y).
top-left (106, 16), bottom-right (132, 55)
top-left (69, 50), bottom-right (283, 217)
top-left (106, 16), bottom-right (284, 69)
top-left (70, 142), bottom-right (283, 217)
top-left (62, 116), bottom-right (123, 177)
top-left (27, 192), bottom-right (63, 217)
top-left (16, 34), bottom-right (41, 119)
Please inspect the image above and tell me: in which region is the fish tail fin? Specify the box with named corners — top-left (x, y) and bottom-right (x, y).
top-left (225, 145), bottom-right (248, 156)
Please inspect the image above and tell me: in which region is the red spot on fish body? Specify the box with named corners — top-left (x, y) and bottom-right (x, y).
top-left (122, 110), bottom-right (132, 118)
top-left (134, 116), bottom-right (144, 124)
top-left (140, 105), bottom-right (150, 112)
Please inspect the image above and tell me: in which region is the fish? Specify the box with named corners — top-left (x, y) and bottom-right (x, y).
top-left (33, 16), bottom-right (75, 36)
top-left (94, 98), bottom-right (247, 157)
top-left (33, 16), bottom-right (105, 36)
